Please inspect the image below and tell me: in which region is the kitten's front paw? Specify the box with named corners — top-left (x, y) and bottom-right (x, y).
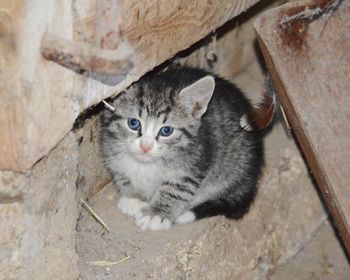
top-left (134, 212), bottom-right (172, 231)
top-left (117, 197), bottom-right (148, 217)
top-left (175, 211), bottom-right (196, 225)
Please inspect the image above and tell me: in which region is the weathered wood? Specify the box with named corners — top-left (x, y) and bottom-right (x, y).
top-left (254, 0), bottom-right (350, 253)
top-left (41, 33), bottom-right (134, 75)
top-left (0, 2), bottom-right (25, 171)
top-left (95, 0), bottom-right (123, 50)
top-left (1, 0), bottom-right (260, 171)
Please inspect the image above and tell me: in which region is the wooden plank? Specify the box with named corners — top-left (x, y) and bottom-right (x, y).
top-left (254, 0), bottom-right (350, 253)
top-left (0, 1), bottom-right (26, 171)
top-left (119, 0), bottom-right (260, 75)
top-left (1, 0), bottom-right (260, 171)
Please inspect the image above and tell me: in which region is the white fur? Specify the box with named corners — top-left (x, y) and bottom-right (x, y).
top-left (135, 213), bottom-right (172, 231)
top-left (118, 196), bottom-right (148, 217)
top-left (176, 211), bottom-right (196, 225)
top-left (148, 216), bottom-right (171, 230)
top-left (114, 155), bottom-right (163, 199)
top-left (135, 214), bottom-right (151, 230)
top-left (114, 151), bottom-right (185, 201)
top-left (239, 114), bottom-right (253, 131)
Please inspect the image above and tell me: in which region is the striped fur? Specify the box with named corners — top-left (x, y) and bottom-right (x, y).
top-left (100, 66), bottom-right (264, 230)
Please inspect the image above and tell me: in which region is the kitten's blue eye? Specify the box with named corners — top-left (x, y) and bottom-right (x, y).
top-left (159, 126), bottom-right (173, 137)
top-left (127, 118), bottom-right (141, 130)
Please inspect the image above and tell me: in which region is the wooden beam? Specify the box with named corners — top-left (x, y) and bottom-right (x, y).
top-left (254, 0), bottom-right (350, 253)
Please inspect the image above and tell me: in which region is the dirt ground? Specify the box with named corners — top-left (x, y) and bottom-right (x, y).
top-left (76, 62), bottom-right (350, 279)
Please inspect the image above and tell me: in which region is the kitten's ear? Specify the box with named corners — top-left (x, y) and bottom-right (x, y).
top-left (178, 76), bottom-right (215, 118)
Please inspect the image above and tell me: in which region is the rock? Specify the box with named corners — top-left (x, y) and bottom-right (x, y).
top-left (0, 133), bottom-right (80, 280)
top-left (75, 115), bottom-right (111, 199)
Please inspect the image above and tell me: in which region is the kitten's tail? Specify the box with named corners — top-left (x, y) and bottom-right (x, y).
top-left (240, 74), bottom-right (278, 132)
top-left (176, 203), bottom-right (220, 225)
top-left (176, 202), bottom-right (223, 225)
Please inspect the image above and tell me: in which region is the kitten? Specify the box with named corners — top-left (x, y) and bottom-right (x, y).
top-left (100, 66), bottom-right (264, 231)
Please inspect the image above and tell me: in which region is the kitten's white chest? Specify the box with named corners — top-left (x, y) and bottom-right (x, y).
top-left (117, 156), bottom-right (164, 199)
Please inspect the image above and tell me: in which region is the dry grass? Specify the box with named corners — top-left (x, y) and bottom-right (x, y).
top-left (80, 198), bottom-right (110, 232)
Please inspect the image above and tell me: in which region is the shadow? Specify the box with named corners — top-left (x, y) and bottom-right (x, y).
top-left (73, 100), bottom-right (105, 130)
top-left (175, 0), bottom-right (280, 61)
top-left (85, 68), bottom-right (131, 86)
top-left (192, 188), bottom-right (258, 221)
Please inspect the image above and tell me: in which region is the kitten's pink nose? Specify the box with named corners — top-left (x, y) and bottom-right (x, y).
top-left (140, 135), bottom-right (154, 153)
top-left (140, 143), bottom-right (152, 153)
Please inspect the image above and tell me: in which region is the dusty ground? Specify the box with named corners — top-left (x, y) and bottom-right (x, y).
top-left (76, 62), bottom-right (349, 279)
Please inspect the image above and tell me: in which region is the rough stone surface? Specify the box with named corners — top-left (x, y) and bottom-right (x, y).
top-left (0, 195), bottom-right (25, 279)
top-left (0, 113), bottom-right (116, 280)
top-left (75, 115), bottom-right (111, 199)
top-left (272, 219), bottom-right (350, 280)
top-left (0, 171), bottom-right (26, 278)
top-left (20, 133), bottom-right (80, 280)
top-left (0, 133), bottom-right (80, 280)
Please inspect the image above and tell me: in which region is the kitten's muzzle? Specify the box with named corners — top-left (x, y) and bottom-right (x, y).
top-left (140, 137), bottom-right (154, 153)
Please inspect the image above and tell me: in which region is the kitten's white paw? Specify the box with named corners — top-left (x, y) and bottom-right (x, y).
top-left (135, 213), bottom-right (171, 231)
top-left (135, 215), bottom-right (152, 231)
top-left (149, 216), bottom-right (172, 231)
top-left (176, 211), bottom-right (196, 225)
top-left (117, 197), bottom-right (148, 217)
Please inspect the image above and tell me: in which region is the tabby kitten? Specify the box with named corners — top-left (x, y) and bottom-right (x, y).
top-left (100, 67), bottom-right (264, 231)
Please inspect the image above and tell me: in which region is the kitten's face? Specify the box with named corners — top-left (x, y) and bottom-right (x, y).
top-left (101, 75), bottom-right (215, 164)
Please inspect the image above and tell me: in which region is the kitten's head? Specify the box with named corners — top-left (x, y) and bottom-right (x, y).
top-left (101, 73), bottom-right (215, 164)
